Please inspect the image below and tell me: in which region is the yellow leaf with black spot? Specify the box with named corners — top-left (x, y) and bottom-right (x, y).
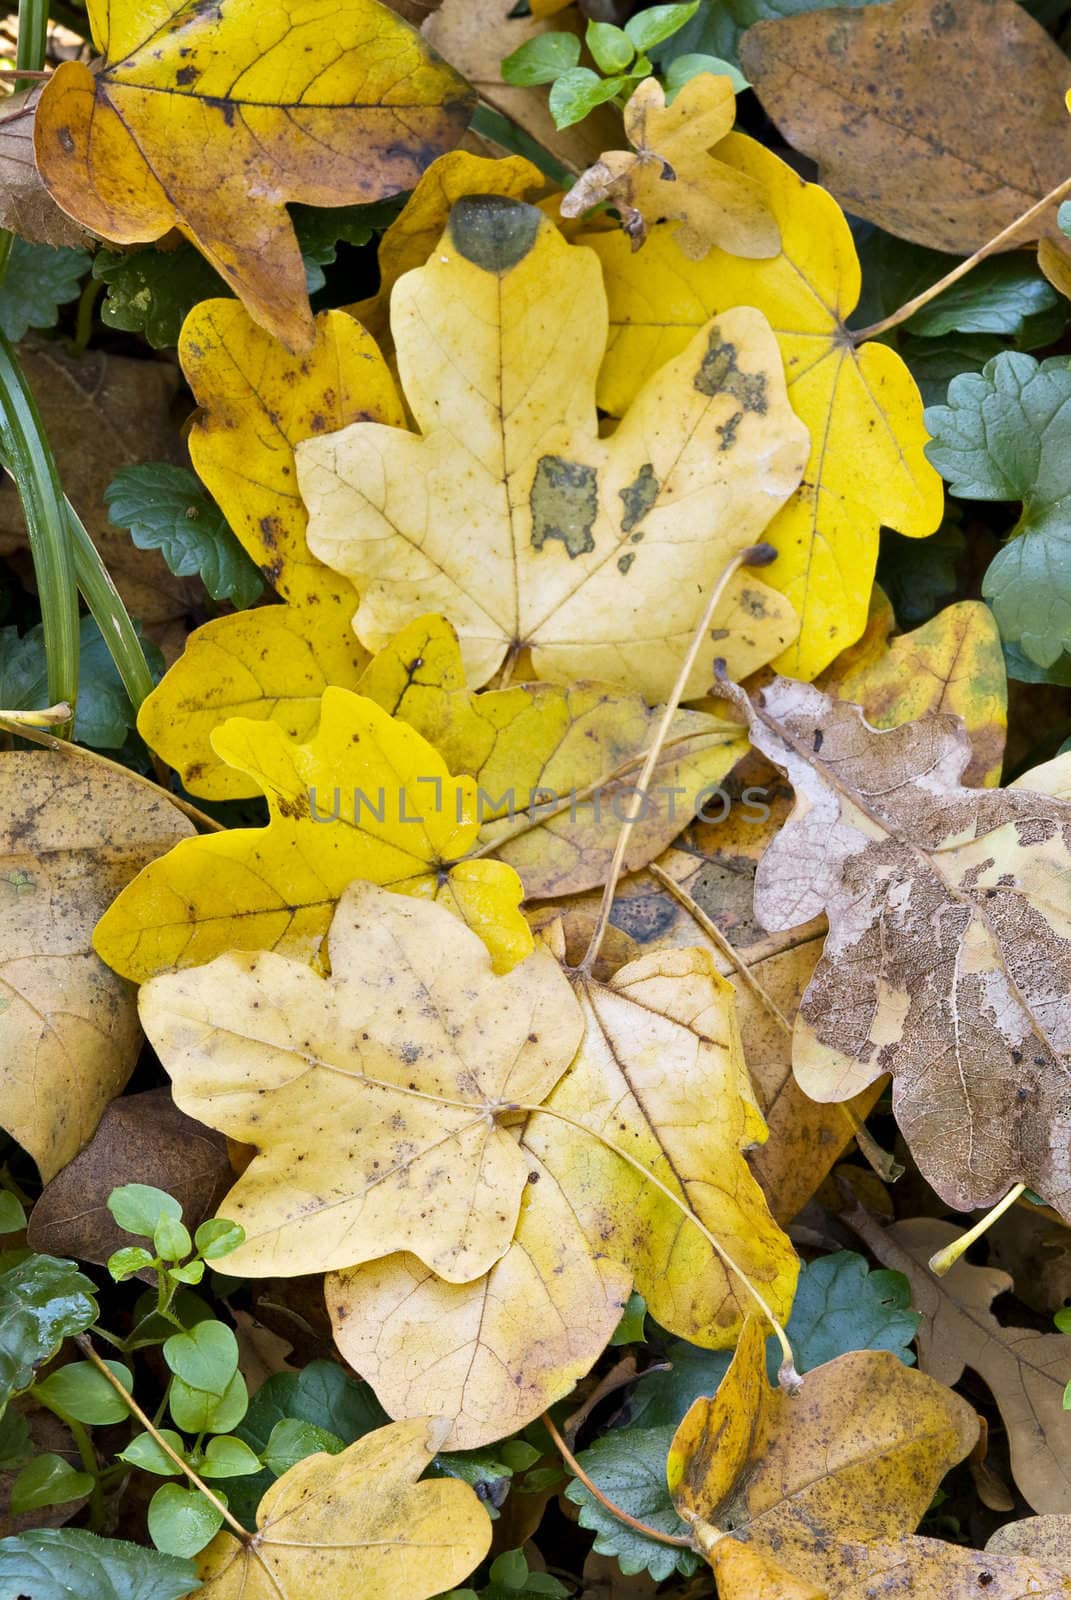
top-left (95, 687), bottom-right (533, 981)
top-left (298, 195), bottom-right (808, 702)
top-left (34, 0), bottom-right (474, 349)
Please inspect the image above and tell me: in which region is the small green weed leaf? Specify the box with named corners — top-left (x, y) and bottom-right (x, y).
top-left (442, 1548), bottom-right (571, 1599)
top-left (0, 1409), bottom-right (32, 1471)
top-left (625, 2), bottom-right (699, 52)
top-left (610, 1291), bottom-right (648, 1346)
top-left (148, 1482), bottom-right (225, 1558)
top-left (549, 67), bottom-right (629, 127)
top-left (119, 1429), bottom-right (185, 1477)
top-left (163, 1322), bottom-right (239, 1394)
top-left (105, 464), bottom-right (263, 610)
top-left (194, 1219), bottom-right (245, 1261)
top-left (33, 1360), bottom-right (133, 1425)
top-left (501, 32), bottom-right (581, 85)
top-left (664, 51), bottom-right (747, 93)
top-left (107, 1185), bottom-right (182, 1241)
top-left (586, 21), bottom-right (634, 72)
top-left (925, 351), bottom-right (1071, 665)
top-left (168, 1369), bottom-right (247, 1435)
top-left (9, 1452), bottom-right (93, 1513)
top-left (0, 1194), bottom-right (25, 1234)
top-left (198, 1434), bottom-right (263, 1479)
top-left (261, 1418), bottom-right (344, 1477)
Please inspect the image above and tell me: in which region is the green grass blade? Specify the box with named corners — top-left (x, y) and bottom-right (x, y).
top-left (66, 500), bottom-right (157, 714)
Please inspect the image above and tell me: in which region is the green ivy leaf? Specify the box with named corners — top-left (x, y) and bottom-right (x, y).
top-left (664, 51), bottom-right (746, 94)
top-left (564, 1426), bottom-right (699, 1581)
top-left (9, 1452), bottom-right (93, 1513)
top-left (0, 618), bottom-right (163, 751)
top-left (549, 68), bottom-right (629, 128)
top-left (1003, 640), bottom-right (1071, 685)
top-left (105, 464), bottom-right (264, 610)
top-left (853, 233), bottom-right (1060, 340)
top-left (0, 240), bottom-right (90, 342)
top-left (501, 32), bottom-right (581, 86)
top-left (148, 1482), bottom-right (225, 1558)
top-left (0, 1528), bottom-right (195, 1600)
top-left (0, 1254), bottom-right (98, 1414)
top-left (925, 351), bottom-right (1071, 666)
top-left (33, 1360), bottom-right (133, 1426)
top-left (629, 1251), bottom-right (919, 1430)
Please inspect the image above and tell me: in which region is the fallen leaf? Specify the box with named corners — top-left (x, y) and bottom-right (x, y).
top-left (582, 134), bottom-right (941, 679)
top-left (526, 931), bottom-right (799, 1347)
top-left (424, 0), bottom-right (623, 176)
top-left (138, 598), bottom-right (369, 803)
top-left (194, 1417), bottom-right (491, 1598)
top-left (298, 196), bottom-right (807, 700)
top-left (989, 1516), bottom-right (1071, 1571)
top-left (231, 1312), bottom-right (296, 1397)
top-left (719, 670), bottom-right (1071, 1220)
top-left (0, 339), bottom-right (195, 644)
top-left (847, 1210), bottom-right (1071, 1515)
top-left (346, 149), bottom-right (543, 347)
top-left (739, 0), bottom-right (1071, 270)
top-left (97, 686), bottom-right (533, 979)
top-left (34, 0), bottom-right (474, 349)
top-left (325, 1142), bottom-right (632, 1449)
top-left (0, 753), bottom-right (192, 1180)
top-left (0, 89), bottom-right (90, 248)
top-left (668, 1315), bottom-right (979, 1592)
top-left (180, 300), bottom-right (403, 606)
top-left (26, 1089), bottom-right (232, 1269)
top-left (138, 881), bottom-right (581, 1279)
top-left (561, 74), bottom-right (779, 260)
top-left (138, 299), bottom-right (407, 797)
top-left (357, 613), bottom-right (749, 897)
top-left (818, 592), bottom-right (1007, 786)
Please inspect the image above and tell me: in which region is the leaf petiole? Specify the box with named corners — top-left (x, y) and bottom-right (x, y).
top-left (541, 1409), bottom-right (694, 1551)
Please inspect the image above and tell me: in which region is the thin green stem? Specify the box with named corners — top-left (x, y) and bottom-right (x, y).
top-left (31, 1392), bottom-right (105, 1531)
top-left (0, 334), bottom-right (78, 734)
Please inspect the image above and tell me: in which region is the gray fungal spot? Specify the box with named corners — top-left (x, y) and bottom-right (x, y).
top-left (530, 456), bottom-right (598, 558)
top-left (448, 195), bottom-right (542, 274)
top-left (619, 462), bottom-right (659, 533)
top-left (694, 326), bottom-right (768, 415)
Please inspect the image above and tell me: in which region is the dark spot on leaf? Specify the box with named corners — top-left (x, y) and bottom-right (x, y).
top-left (618, 553), bottom-right (635, 575)
top-left (530, 456), bottom-right (598, 557)
top-left (448, 195), bottom-right (542, 274)
top-left (694, 327), bottom-right (768, 414)
top-left (619, 462), bottom-right (659, 532)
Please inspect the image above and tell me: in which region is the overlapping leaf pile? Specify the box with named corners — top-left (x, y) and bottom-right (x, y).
top-left (6, 0), bottom-right (1071, 1596)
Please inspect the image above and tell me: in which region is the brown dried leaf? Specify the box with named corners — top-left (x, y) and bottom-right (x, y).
top-left (847, 1210), bottom-right (1071, 1515)
top-left (27, 1089), bottom-right (232, 1268)
top-left (0, 89), bottom-right (91, 248)
top-left (0, 341), bottom-right (194, 646)
top-left (721, 672), bottom-right (1071, 1220)
top-left (740, 0), bottom-right (1071, 265)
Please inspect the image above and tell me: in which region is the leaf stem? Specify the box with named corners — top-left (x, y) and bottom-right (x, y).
top-left (852, 173), bottom-right (1071, 343)
top-left (0, 715), bottom-right (225, 833)
top-left (927, 1183), bottom-right (1027, 1277)
top-left (513, 1100), bottom-right (800, 1387)
top-left (577, 544), bottom-right (775, 975)
top-left (73, 1334), bottom-right (254, 1544)
top-left (31, 1391), bottom-right (105, 1530)
top-left (0, 700), bottom-right (72, 727)
top-left (541, 1409), bottom-right (694, 1550)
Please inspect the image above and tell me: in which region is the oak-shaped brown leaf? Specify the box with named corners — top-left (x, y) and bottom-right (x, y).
top-left (560, 74), bottom-right (780, 260)
top-left (848, 1209), bottom-right (1071, 1515)
top-left (720, 672), bottom-right (1071, 1221)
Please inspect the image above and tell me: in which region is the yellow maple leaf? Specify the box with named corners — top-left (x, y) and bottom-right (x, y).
top-left (33, 0), bottom-right (474, 349)
top-left (581, 134), bottom-right (943, 679)
top-left (357, 613), bottom-right (749, 897)
top-left (138, 300), bottom-right (405, 799)
top-left (297, 195), bottom-right (808, 701)
top-left (139, 881), bottom-right (580, 1279)
top-left (561, 74), bottom-right (780, 260)
top-left (668, 1316), bottom-right (979, 1593)
top-left (526, 932), bottom-right (799, 1347)
top-left (327, 1142), bottom-right (633, 1448)
top-left (95, 687), bottom-right (533, 981)
top-left (194, 1417), bottom-right (490, 1598)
